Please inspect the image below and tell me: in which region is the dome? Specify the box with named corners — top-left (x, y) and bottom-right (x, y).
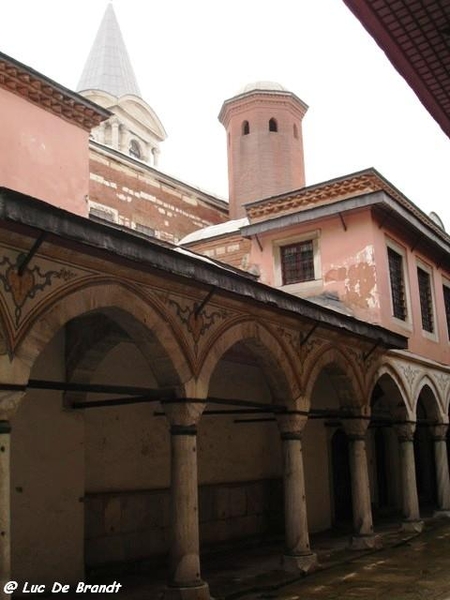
top-left (238, 81), bottom-right (287, 94)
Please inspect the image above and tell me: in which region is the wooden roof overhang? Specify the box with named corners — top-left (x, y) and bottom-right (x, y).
top-left (0, 187), bottom-right (406, 351)
top-left (342, 0), bottom-right (450, 138)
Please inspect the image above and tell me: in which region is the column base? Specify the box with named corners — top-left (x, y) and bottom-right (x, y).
top-left (282, 552), bottom-right (318, 573)
top-left (401, 519), bottom-right (424, 533)
top-left (163, 582), bottom-right (210, 600)
top-left (349, 533), bottom-right (382, 550)
top-left (433, 509), bottom-right (450, 518)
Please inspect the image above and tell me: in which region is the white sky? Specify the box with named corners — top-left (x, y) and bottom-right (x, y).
top-left (1, 0), bottom-right (449, 229)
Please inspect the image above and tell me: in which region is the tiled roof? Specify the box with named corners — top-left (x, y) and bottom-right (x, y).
top-left (342, 0), bottom-right (450, 138)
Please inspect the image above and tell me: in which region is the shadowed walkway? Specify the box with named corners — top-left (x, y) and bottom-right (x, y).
top-left (53, 517), bottom-right (450, 599)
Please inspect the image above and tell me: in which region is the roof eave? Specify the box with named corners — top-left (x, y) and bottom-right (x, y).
top-left (0, 187), bottom-right (406, 351)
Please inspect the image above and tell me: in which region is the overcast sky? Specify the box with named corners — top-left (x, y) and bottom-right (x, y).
top-left (1, 0), bottom-right (449, 230)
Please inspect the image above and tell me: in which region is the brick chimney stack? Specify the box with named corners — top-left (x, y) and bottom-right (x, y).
top-left (219, 82), bottom-right (308, 219)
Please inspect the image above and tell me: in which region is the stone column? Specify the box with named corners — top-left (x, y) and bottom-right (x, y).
top-left (344, 418), bottom-right (381, 549)
top-left (0, 390), bottom-right (23, 593)
top-left (0, 420), bottom-right (11, 594)
top-left (163, 401), bottom-right (210, 600)
top-left (110, 118), bottom-right (120, 150)
top-left (432, 424), bottom-right (450, 516)
top-left (276, 413), bottom-right (316, 572)
top-left (395, 422), bottom-right (424, 532)
top-left (152, 147), bottom-right (160, 167)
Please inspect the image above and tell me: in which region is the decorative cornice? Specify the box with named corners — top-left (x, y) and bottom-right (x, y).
top-left (245, 169), bottom-right (450, 245)
top-left (0, 53), bottom-right (110, 131)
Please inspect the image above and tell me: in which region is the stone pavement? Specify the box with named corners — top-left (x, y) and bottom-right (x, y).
top-left (235, 518), bottom-right (450, 600)
top-left (56, 517), bottom-right (450, 599)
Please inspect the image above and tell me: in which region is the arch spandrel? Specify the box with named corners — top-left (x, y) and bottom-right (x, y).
top-left (195, 319), bottom-right (301, 406)
top-left (12, 282), bottom-right (192, 387)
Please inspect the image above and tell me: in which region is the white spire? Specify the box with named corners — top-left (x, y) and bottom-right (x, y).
top-left (77, 3), bottom-right (141, 98)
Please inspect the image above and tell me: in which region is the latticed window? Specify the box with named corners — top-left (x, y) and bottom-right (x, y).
top-left (417, 267), bottom-right (434, 333)
top-left (443, 285), bottom-right (450, 340)
top-left (280, 240), bottom-right (314, 285)
top-left (387, 247), bottom-right (407, 320)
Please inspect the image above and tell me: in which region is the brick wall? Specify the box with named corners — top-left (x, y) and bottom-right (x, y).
top-left (187, 233), bottom-right (253, 272)
top-left (88, 146), bottom-right (228, 243)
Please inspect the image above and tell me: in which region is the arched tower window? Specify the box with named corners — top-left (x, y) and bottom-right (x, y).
top-left (293, 123), bottom-right (298, 139)
top-left (242, 120), bottom-right (250, 135)
top-left (269, 118), bottom-right (278, 132)
top-left (129, 139), bottom-right (141, 159)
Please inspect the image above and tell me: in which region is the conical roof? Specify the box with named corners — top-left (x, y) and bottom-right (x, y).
top-left (77, 3), bottom-right (141, 98)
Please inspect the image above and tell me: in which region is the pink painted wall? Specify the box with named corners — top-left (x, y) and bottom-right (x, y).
top-left (251, 208), bottom-right (382, 325)
top-left (372, 221), bottom-right (450, 364)
top-left (0, 87), bottom-right (90, 216)
top-left (249, 206), bottom-right (450, 364)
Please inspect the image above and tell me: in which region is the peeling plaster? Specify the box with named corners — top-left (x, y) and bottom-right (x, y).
top-left (325, 245), bottom-right (379, 310)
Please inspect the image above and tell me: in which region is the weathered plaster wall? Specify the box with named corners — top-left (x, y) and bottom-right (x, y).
top-left (11, 330), bottom-right (85, 586)
top-left (0, 87), bottom-right (89, 216)
top-left (85, 351), bottom-right (285, 567)
top-left (248, 208), bottom-right (382, 324)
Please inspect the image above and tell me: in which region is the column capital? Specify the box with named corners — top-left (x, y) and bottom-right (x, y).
top-left (343, 417), bottom-right (370, 440)
top-left (395, 421), bottom-right (416, 442)
top-left (431, 423), bottom-right (448, 441)
top-left (163, 400), bottom-right (206, 429)
top-left (0, 391), bottom-right (24, 422)
top-left (276, 412), bottom-right (308, 439)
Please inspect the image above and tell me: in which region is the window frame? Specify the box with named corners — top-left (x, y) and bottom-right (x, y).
top-left (415, 259), bottom-right (438, 340)
top-left (273, 230), bottom-right (322, 293)
top-left (442, 278), bottom-right (450, 343)
top-left (385, 238), bottom-right (411, 329)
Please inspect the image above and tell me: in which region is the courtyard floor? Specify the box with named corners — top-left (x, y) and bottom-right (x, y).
top-left (43, 517), bottom-right (450, 599)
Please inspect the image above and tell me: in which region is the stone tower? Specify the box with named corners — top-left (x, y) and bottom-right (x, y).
top-left (77, 2), bottom-right (166, 166)
top-left (219, 82), bottom-right (308, 219)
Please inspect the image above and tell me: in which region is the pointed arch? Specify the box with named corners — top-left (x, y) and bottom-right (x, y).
top-left (14, 282), bottom-right (191, 387)
top-left (414, 376), bottom-right (443, 421)
top-left (369, 362), bottom-right (410, 420)
top-left (197, 319), bottom-right (300, 406)
top-left (304, 344), bottom-right (365, 410)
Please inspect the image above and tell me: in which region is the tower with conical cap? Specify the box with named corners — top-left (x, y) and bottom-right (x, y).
top-left (77, 2), bottom-right (166, 166)
top-left (219, 82), bottom-right (308, 219)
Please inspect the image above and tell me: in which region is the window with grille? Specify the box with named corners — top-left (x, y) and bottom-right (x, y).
top-left (387, 247), bottom-right (407, 320)
top-left (443, 285), bottom-right (450, 340)
top-left (280, 240), bottom-right (315, 285)
top-left (417, 267), bottom-right (434, 333)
